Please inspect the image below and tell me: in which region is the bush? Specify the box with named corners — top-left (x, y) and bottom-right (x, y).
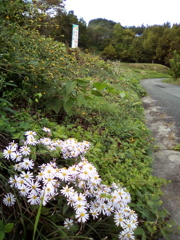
top-left (169, 50), bottom-right (180, 80)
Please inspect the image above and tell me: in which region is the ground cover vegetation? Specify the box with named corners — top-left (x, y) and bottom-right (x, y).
top-left (0, 0), bottom-right (179, 239)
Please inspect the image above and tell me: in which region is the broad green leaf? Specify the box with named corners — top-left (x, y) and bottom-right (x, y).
top-left (4, 223), bottom-right (14, 233)
top-left (91, 90), bottom-right (103, 97)
top-left (76, 95), bottom-right (86, 107)
top-left (107, 86), bottom-right (116, 94)
top-left (63, 93), bottom-right (71, 103)
top-left (47, 98), bottom-right (63, 114)
top-left (65, 81), bottom-right (77, 95)
top-left (77, 78), bottom-right (89, 87)
top-left (0, 231), bottom-right (5, 240)
top-left (135, 227), bottom-right (146, 240)
top-left (63, 97), bottom-right (74, 115)
top-left (93, 82), bottom-right (107, 91)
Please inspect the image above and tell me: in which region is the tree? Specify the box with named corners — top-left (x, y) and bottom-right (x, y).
top-left (142, 25), bottom-right (165, 63)
top-left (107, 24), bottom-right (135, 62)
top-left (102, 44), bottom-right (117, 60)
top-left (155, 28), bottom-right (171, 65)
top-left (88, 18), bottom-right (116, 51)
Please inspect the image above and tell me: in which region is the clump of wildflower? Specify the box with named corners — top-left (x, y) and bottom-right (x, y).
top-left (2, 128), bottom-right (138, 239)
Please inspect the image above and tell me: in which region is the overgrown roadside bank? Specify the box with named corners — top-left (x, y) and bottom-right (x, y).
top-left (0, 53), bottom-right (175, 239)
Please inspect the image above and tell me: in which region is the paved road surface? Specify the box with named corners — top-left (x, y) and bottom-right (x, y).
top-left (141, 78), bottom-right (180, 238)
top-left (141, 78), bottom-right (180, 137)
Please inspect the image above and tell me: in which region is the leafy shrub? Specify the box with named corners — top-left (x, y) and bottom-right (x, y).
top-left (169, 50), bottom-right (180, 80)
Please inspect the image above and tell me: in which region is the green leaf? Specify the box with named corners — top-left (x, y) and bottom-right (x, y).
top-left (0, 231), bottom-right (5, 240)
top-left (41, 207), bottom-right (51, 216)
top-left (1, 107), bottom-right (16, 114)
top-left (107, 86), bottom-right (116, 94)
top-left (4, 82), bottom-right (17, 87)
top-left (119, 92), bottom-right (126, 98)
top-left (76, 95), bottom-right (86, 107)
top-left (77, 78), bottom-right (89, 87)
top-left (19, 121), bottom-right (30, 130)
top-left (4, 223), bottom-right (14, 233)
top-left (63, 203), bottom-right (69, 215)
top-left (135, 227), bottom-right (146, 240)
top-left (47, 98), bottom-right (63, 114)
top-left (0, 98), bottom-right (13, 105)
top-left (91, 90), bottom-right (103, 97)
top-left (0, 221), bottom-right (3, 231)
top-left (160, 228), bottom-right (170, 240)
top-left (63, 97), bottom-right (74, 115)
top-left (65, 81), bottom-right (77, 95)
top-left (93, 82), bottom-right (107, 91)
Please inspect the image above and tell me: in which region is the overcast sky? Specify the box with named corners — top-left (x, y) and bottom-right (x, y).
top-left (65, 0), bottom-right (180, 27)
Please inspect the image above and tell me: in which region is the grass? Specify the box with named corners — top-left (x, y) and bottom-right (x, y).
top-left (163, 78), bottom-right (180, 85)
top-left (110, 62), bottom-right (171, 80)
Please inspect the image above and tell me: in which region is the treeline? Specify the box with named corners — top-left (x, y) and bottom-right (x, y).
top-left (32, 4), bottom-right (180, 67)
top-left (1, 0), bottom-right (180, 67)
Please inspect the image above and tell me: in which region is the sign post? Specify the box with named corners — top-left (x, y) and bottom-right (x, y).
top-left (71, 24), bottom-right (79, 48)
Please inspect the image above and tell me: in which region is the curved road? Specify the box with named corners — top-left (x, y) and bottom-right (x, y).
top-left (140, 78), bottom-right (180, 137)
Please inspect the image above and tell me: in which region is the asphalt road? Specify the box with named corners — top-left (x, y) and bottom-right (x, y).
top-left (140, 78), bottom-right (180, 137)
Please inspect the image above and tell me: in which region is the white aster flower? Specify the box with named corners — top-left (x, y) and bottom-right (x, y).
top-left (75, 209), bottom-right (89, 223)
top-left (58, 168), bottom-right (70, 182)
top-left (9, 141), bottom-right (18, 149)
top-left (16, 177), bottom-right (26, 189)
top-left (14, 163), bottom-right (23, 171)
top-left (21, 158), bottom-right (34, 170)
top-left (64, 218), bottom-right (74, 230)
top-left (11, 151), bottom-right (22, 162)
top-left (20, 171), bottom-right (34, 183)
top-left (25, 136), bottom-right (37, 146)
top-left (28, 180), bottom-right (41, 195)
top-left (3, 145), bottom-right (16, 160)
top-left (122, 219), bottom-right (138, 231)
top-left (89, 207), bottom-right (99, 219)
top-left (53, 139), bottom-right (63, 148)
top-left (42, 127), bottom-right (51, 133)
top-left (27, 193), bottom-right (40, 205)
top-left (8, 175), bottom-right (19, 188)
top-left (39, 137), bottom-right (52, 146)
top-left (60, 185), bottom-right (75, 198)
top-left (25, 131), bottom-right (37, 136)
top-left (119, 230), bottom-right (135, 240)
top-left (114, 212), bottom-right (125, 227)
top-left (47, 145), bottom-right (56, 151)
top-left (19, 186), bottom-right (30, 196)
top-left (43, 184), bottom-right (56, 196)
top-left (43, 166), bottom-right (56, 177)
top-left (36, 171), bottom-right (45, 181)
top-left (20, 146), bottom-right (31, 156)
top-left (3, 193), bottom-right (16, 207)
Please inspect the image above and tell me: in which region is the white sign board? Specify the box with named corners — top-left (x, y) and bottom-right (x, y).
top-left (71, 24), bottom-right (79, 48)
